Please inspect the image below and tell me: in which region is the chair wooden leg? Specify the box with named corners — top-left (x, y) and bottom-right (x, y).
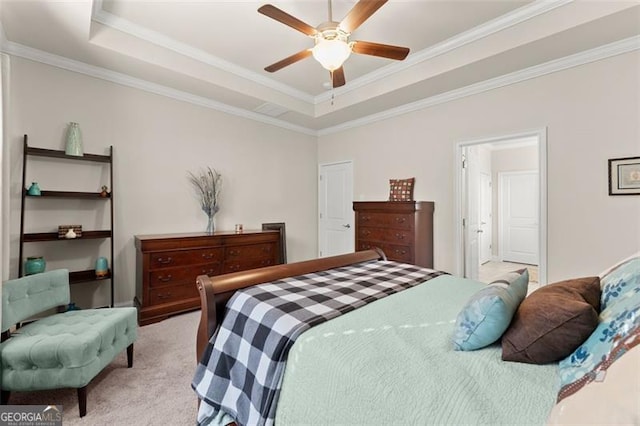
top-left (1, 390), bottom-right (10, 405)
top-left (127, 344), bottom-right (134, 368)
top-left (77, 386), bottom-right (87, 417)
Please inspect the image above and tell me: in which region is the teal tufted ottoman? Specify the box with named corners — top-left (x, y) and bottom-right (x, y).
top-left (1, 269), bottom-right (138, 417)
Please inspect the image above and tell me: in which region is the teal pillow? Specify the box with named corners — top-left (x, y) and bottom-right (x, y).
top-left (452, 269), bottom-right (529, 351)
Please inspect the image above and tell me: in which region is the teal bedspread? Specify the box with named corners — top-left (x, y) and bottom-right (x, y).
top-left (275, 274), bottom-right (559, 425)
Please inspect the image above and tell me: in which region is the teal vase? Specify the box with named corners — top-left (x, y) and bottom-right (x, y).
top-left (27, 182), bottom-right (41, 196)
top-left (95, 256), bottom-right (109, 278)
top-left (65, 122), bottom-right (84, 156)
top-left (25, 256), bottom-right (46, 275)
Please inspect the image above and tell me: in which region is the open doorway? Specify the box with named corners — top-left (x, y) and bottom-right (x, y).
top-left (455, 129), bottom-right (547, 289)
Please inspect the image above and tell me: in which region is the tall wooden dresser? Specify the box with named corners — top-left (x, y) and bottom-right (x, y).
top-left (353, 201), bottom-right (434, 268)
top-left (135, 230), bottom-right (280, 325)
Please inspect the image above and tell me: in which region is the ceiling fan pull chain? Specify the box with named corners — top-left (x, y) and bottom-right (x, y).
top-left (330, 70), bottom-right (335, 106)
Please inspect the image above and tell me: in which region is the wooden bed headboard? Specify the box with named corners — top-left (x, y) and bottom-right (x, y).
top-left (195, 249), bottom-right (386, 362)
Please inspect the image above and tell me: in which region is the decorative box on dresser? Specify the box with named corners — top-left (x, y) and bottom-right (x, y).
top-left (135, 230), bottom-right (280, 325)
top-left (353, 201), bottom-right (434, 268)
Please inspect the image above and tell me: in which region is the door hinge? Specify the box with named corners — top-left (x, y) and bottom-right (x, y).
top-left (319, 213), bottom-right (323, 219)
top-left (319, 174), bottom-right (323, 181)
top-left (462, 154), bottom-right (467, 169)
top-left (462, 218), bottom-right (466, 227)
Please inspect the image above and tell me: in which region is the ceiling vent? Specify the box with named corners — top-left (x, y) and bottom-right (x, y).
top-left (254, 103), bottom-right (289, 118)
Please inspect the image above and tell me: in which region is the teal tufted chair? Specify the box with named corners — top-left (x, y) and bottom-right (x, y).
top-left (1, 269), bottom-right (138, 417)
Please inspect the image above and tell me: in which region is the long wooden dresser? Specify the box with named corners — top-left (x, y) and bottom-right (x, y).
top-left (353, 201), bottom-right (434, 268)
top-left (135, 230), bottom-right (281, 325)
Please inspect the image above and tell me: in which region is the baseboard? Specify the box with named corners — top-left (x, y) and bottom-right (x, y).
top-left (114, 300), bottom-right (135, 308)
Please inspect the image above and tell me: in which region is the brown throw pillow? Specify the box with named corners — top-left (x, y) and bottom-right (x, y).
top-left (389, 178), bottom-right (415, 201)
top-left (501, 276), bottom-right (601, 364)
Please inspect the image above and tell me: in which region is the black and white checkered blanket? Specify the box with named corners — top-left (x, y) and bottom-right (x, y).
top-left (192, 260), bottom-right (446, 426)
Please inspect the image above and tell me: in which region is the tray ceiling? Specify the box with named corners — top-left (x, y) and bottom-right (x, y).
top-left (1, 1), bottom-right (639, 134)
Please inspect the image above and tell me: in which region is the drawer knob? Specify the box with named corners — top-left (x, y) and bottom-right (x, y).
top-left (157, 292), bottom-right (172, 300)
top-left (156, 257), bottom-right (172, 265)
top-left (395, 217), bottom-right (406, 223)
top-left (158, 274), bottom-right (172, 282)
top-left (202, 253), bottom-right (215, 260)
top-left (394, 249), bottom-right (407, 255)
top-left (202, 269), bottom-right (215, 275)
top-left (229, 250), bottom-right (240, 256)
top-left (362, 230), bottom-right (371, 236)
top-left (395, 233), bottom-right (405, 240)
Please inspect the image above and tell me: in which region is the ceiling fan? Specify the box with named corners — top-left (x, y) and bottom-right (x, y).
top-left (258, 0), bottom-right (410, 88)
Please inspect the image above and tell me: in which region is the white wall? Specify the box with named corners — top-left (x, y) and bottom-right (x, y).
top-left (7, 57), bottom-right (318, 307)
top-left (491, 144), bottom-right (539, 257)
top-left (319, 51), bottom-right (640, 282)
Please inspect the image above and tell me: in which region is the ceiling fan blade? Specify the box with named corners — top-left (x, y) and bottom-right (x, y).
top-left (265, 49), bottom-right (312, 73)
top-left (258, 4), bottom-right (317, 37)
top-left (332, 67), bottom-right (346, 88)
top-left (339, 0), bottom-right (388, 33)
top-left (352, 40), bottom-right (410, 60)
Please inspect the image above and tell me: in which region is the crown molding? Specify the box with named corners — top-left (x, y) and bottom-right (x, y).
top-left (2, 28), bottom-right (637, 139)
top-left (2, 41), bottom-right (317, 136)
top-left (90, 1), bottom-right (315, 104)
top-left (317, 35), bottom-right (640, 136)
top-left (314, 0), bottom-right (574, 104)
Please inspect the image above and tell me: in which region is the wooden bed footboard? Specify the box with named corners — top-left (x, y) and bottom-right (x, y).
top-left (195, 249), bottom-right (386, 362)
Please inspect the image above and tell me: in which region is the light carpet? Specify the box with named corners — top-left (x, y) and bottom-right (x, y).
top-left (7, 311), bottom-right (201, 425)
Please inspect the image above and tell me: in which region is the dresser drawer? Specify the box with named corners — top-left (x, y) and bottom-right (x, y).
top-left (358, 227), bottom-right (411, 244)
top-left (357, 213), bottom-right (413, 230)
top-left (149, 262), bottom-right (221, 288)
top-left (357, 241), bottom-right (413, 263)
top-left (148, 283), bottom-right (199, 306)
top-left (225, 243), bottom-right (275, 260)
top-left (149, 247), bottom-right (223, 269)
top-left (223, 258), bottom-right (276, 274)
top-left (385, 244), bottom-right (413, 263)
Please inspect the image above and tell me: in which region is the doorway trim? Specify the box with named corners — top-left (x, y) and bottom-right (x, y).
top-left (454, 128), bottom-right (548, 285)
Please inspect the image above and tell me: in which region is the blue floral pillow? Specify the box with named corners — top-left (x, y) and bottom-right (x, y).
top-left (452, 269), bottom-right (528, 351)
top-left (558, 265), bottom-right (640, 400)
top-left (600, 256), bottom-right (640, 310)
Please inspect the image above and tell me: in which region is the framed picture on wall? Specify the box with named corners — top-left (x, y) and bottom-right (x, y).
top-left (609, 156), bottom-right (640, 195)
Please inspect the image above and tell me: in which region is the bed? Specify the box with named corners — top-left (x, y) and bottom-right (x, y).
top-left (192, 249), bottom-right (640, 426)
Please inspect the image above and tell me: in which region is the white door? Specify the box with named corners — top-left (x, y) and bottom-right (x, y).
top-left (464, 148), bottom-right (480, 280)
top-left (500, 171), bottom-right (539, 265)
top-left (479, 172), bottom-right (492, 264)
top-left (318, 161), bottom-right (354, 258)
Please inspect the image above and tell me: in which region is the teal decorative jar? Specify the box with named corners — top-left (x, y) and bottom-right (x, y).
top-left (95, 256), bottom-right (109, 278)
top-left (27, 182), bottom-right (41, 196)
top-left (25, 256), bottom-right (46, 275)
top-left (65, 122), bottom-right (84, 156)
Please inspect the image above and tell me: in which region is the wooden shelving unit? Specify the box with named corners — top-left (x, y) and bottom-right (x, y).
top-left (18, 134), bottom-right (115, 307)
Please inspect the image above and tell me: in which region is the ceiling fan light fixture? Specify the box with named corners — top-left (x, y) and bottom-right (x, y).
top-left (312, 36), bottom-right (352, 71)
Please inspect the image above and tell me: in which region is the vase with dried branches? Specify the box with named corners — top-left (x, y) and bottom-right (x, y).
top-left (188, 167), bottom-right (222, 234)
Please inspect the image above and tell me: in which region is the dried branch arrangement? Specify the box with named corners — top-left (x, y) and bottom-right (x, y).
top-left (188, 167), bottom-right (222, 219)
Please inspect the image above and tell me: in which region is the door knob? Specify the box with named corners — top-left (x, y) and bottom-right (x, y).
top-left (342, 224), bottom-right (351, 228)
top-left (476, 229), bottom-right (484, 233)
